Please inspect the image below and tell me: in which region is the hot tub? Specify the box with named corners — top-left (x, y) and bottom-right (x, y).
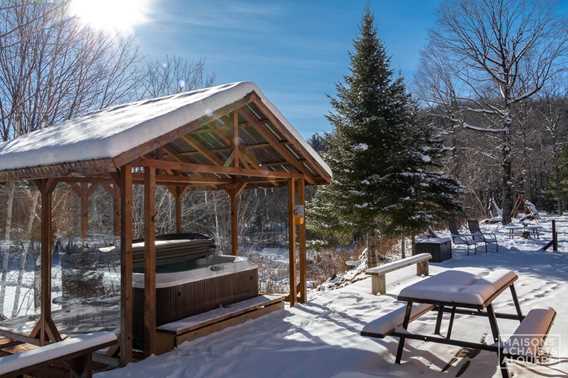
top-left (132, 253), bottom-right (258, 346)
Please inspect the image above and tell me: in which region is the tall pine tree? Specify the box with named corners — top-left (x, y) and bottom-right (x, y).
top-left (309, 9), bottom-right (461, 260)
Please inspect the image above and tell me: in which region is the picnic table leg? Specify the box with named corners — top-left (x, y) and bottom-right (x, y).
top-left (434, 305), bottom-right (444, 335)
top-left (395, 301), bottom-right (413, 364)
top-left (487, 304), bottom-right (509, 378)
top-left (446, 306), bottom-right (456, 339)
top-left (509, 285), bottom-right (523, 321)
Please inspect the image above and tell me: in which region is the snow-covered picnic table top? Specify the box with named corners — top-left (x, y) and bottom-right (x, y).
top-left (398, 268), bottom-right (517, 306)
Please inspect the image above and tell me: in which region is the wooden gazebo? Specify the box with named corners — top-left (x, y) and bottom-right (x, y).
top-left (0, 82), bottom-right (332, 363)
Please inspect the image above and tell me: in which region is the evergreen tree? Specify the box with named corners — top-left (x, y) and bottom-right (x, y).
top-left (308, 9), bottom-right (461, 253)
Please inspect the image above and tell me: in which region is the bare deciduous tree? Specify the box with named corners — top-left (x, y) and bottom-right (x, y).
top-left (417, 0), bottom-right (568, 223)
top-left (139, 55), bottom-right (214, 98)
top-left (0, 0), bottom-right (139, 317)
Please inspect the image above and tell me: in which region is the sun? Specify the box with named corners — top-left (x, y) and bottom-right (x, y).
top-left (69, 0), bottom-right (150, 34)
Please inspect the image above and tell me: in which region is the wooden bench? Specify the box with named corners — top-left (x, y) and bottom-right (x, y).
top-left (0, 331), bottom-right (117, 378)
top-left (366, 253), bottom-right (431, 295)
top-left (502, 307), bottom-right (556, 362)
top-left (361, 303), bottom-right (434, 338)
top-left (155, 295), bottom-right (285, 354)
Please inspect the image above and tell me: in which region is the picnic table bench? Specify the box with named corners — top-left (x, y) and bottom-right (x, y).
top-left (0, 331), bottom-right (116, 378)
top-left (155, 295), bottom-right (285, 354)
top-left (366, 253), bottom-right (431, 295)
top-left (361, 269), bottom-right (556, 378)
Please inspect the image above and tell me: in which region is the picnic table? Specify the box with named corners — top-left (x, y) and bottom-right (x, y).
top-left (504, 224), bottom-right (543, 239)
top-left (362, 269), bottom-right (556, 378)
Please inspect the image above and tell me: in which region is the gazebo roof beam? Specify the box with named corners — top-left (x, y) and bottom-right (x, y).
top-left (238, 109), bottom-right (316, 184)
top-left (181, 135), bottom-right (225, 166)
top-left (138, 158), bottom-right (302, 179)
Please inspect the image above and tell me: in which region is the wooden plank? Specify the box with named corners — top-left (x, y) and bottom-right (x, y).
top-left (239, 110), bottom-right (316, 185)
top-left (137, 158), bottom-right (299, 180)
top-left (0, 338), bottom-right (116, 378)
top-left (208, 126), bottom-right (258, 169)
top-left (132, 173), bottom-right (230, 186)
top-left (0, 159), bottom-right (115, 182)
top-left (0, 329), bottom-right (40, 346)
top-left (174, 302), bottom-right (283, 346)
top-left (119, 165), bottom-right (133, 365)
top-left (154, 301), bottom-right (284, 355)
top-left (288, 178), bottom-right (297, 306)
top-left (181, 135), bottom-right (224, 166)
top-left (143, 166), bottom-right (157, 356)
top-left (158, 295), bottom-right (286, 334)
top-left (113, 94), bottom-right (253, 168)
top-left (366, 253), bottom-right (432, 275)
top-left (298, 178), bottom-right (307, 303)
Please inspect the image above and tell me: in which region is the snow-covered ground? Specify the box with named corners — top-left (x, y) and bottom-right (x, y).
top-left (97, 219), bottom-right (568, 378)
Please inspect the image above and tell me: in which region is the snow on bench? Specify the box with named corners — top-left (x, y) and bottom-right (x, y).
top-left (502, 307), bottom-right (556, 360)
top-left (0, 331), bottom-right (117, 377)
top-left (366, 253), bottom-right (432, 295)
top-left (158, 295), bottom-right (285, 335)
top-left (361, 303), bottom-right (434, 338)
top-left (155, 295), bottom-right (285, 354)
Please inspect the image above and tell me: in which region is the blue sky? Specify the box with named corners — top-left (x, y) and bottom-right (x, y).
top-left (133, 0), bottom-right (564, 138)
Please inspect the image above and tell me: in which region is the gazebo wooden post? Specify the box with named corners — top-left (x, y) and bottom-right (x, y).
top-left (166, 185), bottom-right (186, 233)
top-left (30, 179), bottom-right (61, 345)
top-left (172, 186), bottom-right (186, 233)
top-left (118, 166), bottom-right (133, 365)
top-left (230, 191), bottom-right (239, 256)
top-left (79, 183), bottom-right (89, 239)
top-left (113, 185), bottom-right (120, 238)
top-left (70, 182), bottom-right (94, 239)
top-left (298, 177), bottom-right (307, 303)
top-left (144, 166), bottom-right (157, 356)
top-left (288, 177), bottom-right (297, 306)
top-left (226, 183), bottom-right (246, 256)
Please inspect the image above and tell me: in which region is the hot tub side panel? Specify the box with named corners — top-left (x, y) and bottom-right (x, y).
top-left (133, 267), bottom-right (258, 347)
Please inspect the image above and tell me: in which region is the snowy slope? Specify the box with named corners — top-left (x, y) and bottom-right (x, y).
top-left (97, 243), bottom-right (568, 378)
top-left (0, 82), bottom-right (332, 177)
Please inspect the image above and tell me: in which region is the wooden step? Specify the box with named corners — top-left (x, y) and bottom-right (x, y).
top-left (155, 295), bottom-right (285, 354)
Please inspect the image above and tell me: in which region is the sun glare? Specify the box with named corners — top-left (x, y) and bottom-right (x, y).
top-left (69, 0), bottom-right (150, 34)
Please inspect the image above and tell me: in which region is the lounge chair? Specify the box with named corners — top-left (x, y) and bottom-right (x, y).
top-left (449, 220), bottom-right (477, 255)
top-left (468, 219), bottom-right (499, 253)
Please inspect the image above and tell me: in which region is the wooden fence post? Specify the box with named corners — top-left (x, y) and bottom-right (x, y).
top-left (553, 219), bottom-right (558, 252)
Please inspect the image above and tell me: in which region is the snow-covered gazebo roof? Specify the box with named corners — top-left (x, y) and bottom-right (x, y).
top-left (0, 82), bottom-right (331, 185)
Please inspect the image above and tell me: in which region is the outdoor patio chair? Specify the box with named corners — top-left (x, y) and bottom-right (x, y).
top-left (468, 219), bottom-right (499, 253)
top-left (448, 220), bottom-right (477, 255)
